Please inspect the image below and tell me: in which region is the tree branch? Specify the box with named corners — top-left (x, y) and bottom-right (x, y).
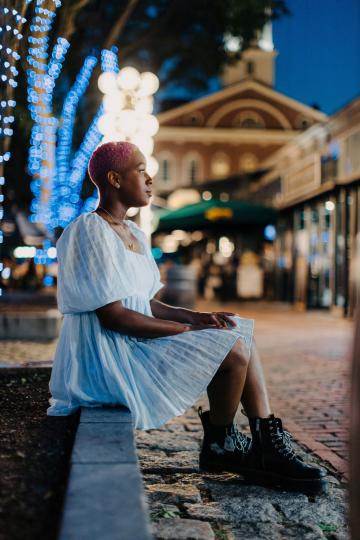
top-left (103, 0), bottom-right (139, 50)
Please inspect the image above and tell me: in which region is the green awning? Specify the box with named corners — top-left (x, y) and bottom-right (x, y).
top-left (155, 199), bottom-right (277, 232)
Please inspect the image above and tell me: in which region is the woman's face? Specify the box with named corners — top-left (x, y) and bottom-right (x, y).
top-left (112, 148), bottom-right (153, 207)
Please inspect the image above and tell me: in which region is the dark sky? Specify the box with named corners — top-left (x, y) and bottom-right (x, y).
top-left (273, 0), bottom-right (360, 115)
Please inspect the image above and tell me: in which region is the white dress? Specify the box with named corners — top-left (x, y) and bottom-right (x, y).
top-left (47, 212), bottom-right (255, 430)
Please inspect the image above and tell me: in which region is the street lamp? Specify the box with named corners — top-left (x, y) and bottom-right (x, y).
top-left (97, 66), bottom-right (160, 237)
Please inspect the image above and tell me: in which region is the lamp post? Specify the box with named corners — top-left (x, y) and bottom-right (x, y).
top-left (97, 66), bottom-right (159, 238)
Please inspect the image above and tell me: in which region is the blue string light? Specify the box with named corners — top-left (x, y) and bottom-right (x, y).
top-left (27, 0), bottom-right (68, 230)
top-left (51, 48), bottom-right (119, 227)
top-left (49, 55), bottom-right (98, 227)
top-left (0, 2), bottom-right (32, 297)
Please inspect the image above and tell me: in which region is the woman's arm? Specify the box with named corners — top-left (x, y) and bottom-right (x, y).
top-left (149, 298), bottom-right (196, 324)
top-left (95, 300), bottom-right (215, 338)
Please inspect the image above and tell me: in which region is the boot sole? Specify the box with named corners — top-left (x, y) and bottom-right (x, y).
top-left (199, 461), bottom-right (328, 494)
top-left (241, 468), bottom-right (329, 495)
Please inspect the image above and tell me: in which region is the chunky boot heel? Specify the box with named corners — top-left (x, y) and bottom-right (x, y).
top-left (198, 407), bottom-right (252, 474)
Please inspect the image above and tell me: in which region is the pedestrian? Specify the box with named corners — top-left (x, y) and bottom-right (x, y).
top-left (47, 141), bottom-right (328, 494)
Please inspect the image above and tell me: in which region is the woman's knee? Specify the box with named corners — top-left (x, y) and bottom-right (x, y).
top-left (224, 338), bottom-right (250, 371)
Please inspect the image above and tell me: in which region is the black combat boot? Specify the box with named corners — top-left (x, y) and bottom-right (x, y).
top-left (198, 407), bottom-right (252, 473)
top-left (242, 413), bottom-right (328, 493)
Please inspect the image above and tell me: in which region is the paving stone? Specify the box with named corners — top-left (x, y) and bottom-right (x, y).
top-left (147, 484), bottom-right (202, 504)
top-left (279, 497), bottom-right (348, 528)
top-left (231, 523), bottom-right (284, 540)
top-left (152, 518), bottom-right (215, 540)
top-left (143, 474), bottom-right (166, 485)
top-left (138, 449), bottom-right (199, 472)
top-left (204, 480), bottom-right (309, 505)
top-left (137, 432), bottom-right (200, 452)
top-left (278, 523), bottom-right (326, 539)
top-left (184, 499), bottom-right (279, 524)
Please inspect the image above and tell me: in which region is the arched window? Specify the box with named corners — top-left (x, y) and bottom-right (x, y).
top-left (211, 152), bottom-right (230, 178)
top-left (233, 110), bottom-right (265, 129)
top-left (239, 153), bottom-right (258, 173)
top-left (182, 111), bottom-right (204, 126)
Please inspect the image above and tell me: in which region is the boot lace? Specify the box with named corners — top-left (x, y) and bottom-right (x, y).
top-left (269, 425), bottom-right (297, 460)
top-left (229, 424), bottom-right (252, 453)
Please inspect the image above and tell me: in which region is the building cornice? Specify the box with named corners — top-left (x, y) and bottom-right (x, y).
top-left (155, 126), bottom-right (299, 144)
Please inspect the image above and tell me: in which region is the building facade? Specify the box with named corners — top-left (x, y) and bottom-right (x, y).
top-left (252, 97), bottom-right (360, 317)
top-left (153, 34), bottom-right (326, 207)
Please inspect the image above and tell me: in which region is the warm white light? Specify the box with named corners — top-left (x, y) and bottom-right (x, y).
top-left (172, 229), bottom-right (187, 241)
top-left (98, 113), bottom-right (116, 135)
top-left (98, 72), bottom-right (117, 94)
top-left (103, 92), bottom-right (125, 113)
top-left (138, 72), bottom-right (159, 96)
top-left (202, 191), bottom-right (212, 201)
top-left (117, 66), bottom-right (140, 91)
top-left (146, 155), bottom-right (159, 177)
top-left (192, 231), bottom-right (203, 241)
top-left (142, 114), bottom-right (159, 136)
top-left (224, 32), bottom-right (242, 53)
top-left (219, 236), bottom-right (234, 258)
top-left (132, 134), bottom-right (154, 156)
top-left (47, 247), bottom-right (57, 258)
top-left (116, 109), bottom-right (138, 137)
top-left (14, 246), bottom-right (36, 258)
top-left (325, 200), bottom-right (335, 211)
top-left (162, 235), bottom-right (179, 253)
top-left (134, 96), bottom-right (154, 114)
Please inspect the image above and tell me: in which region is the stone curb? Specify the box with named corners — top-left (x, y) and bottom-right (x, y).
top-left (58, 406), bottom-right (153, 540)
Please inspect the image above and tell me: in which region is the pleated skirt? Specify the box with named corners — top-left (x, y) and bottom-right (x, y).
top-left (47, 313), bottom-right (254, 430)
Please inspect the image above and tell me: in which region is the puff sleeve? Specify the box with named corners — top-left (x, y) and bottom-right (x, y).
top-left (56, 213), bottom-right (137, 314)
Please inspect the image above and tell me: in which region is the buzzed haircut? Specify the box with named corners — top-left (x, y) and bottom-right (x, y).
top-left (88, 141), bottom-right (137, 188)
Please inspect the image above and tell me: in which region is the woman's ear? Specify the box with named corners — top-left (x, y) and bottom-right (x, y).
top-left (107, 170), bottom-right (122, 188)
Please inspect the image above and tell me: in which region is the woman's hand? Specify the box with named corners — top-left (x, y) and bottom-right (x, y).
top-left (187, 311), bottom-right (237, 329)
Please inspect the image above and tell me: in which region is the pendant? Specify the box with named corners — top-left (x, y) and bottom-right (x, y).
top-left (128, 243), bottom-right (134, 250)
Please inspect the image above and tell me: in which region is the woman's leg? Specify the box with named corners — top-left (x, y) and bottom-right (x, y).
top-left (207, 337), bottom-right (272, 425)
top-left (240, 338), bottom-right (272, 418)
top-left (207, 337), bottom-right (250, 425)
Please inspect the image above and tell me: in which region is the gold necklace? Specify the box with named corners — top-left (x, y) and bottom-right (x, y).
top-left (97, 206), bottom-right (135, 251)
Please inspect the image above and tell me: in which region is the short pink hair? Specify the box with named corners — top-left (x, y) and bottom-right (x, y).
top-left (88, 141), bottom-right (137, 187)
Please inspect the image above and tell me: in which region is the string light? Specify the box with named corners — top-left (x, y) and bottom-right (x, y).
top-left (52, 48), bottom-right (120, 226)
top-left (27, 0), bottom-right (68, 230)
top-left (49, 55), bottom-right (98, 227)
top-left (0, 1), bottom-right (32, 297)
